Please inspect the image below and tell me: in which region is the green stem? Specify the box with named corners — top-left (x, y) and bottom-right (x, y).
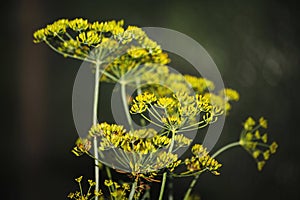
top-left (135, 78), bottom-right (146, 126)
top-left (79, 182), bottom-right (83, 197)
top-left (121, 82), bottom-right (133, 130)
top-left (106, 166), bottom-right (115, 192)
top-left (135, 77), bottom-right (142, 95)
top-left (168, 176), bottom-right (174, 200)
top-left (183, 141), bottom-right (241, 199)
top-left (158, 172), bottom-right (167, 200)
top-left (172, 169), bottom-right (206, 178)
top-left (150, 104), bottom-right (163, 119)
top-left (140, 113), bottom-right (165, 129)
top-left (211, 141), bottom-right (240, 159)
top-left (147, 107), bottom-right (163, 122)
top-left (169, 130), bottom-right (176, 153)
top-left (93, 64), bottom-right (100, 200)
top-left (183, 174), bottom-right (200, 200)
top-left (181, 120), bottom-right (207, 130)
top-left (159, 131), bottom-right (175, 200)
top-left (128, 180), bottom-right (137, 200)
top-left (141, 188), bottom-right (150, 200)
top-left (120, 81), bottom-right (139, 199)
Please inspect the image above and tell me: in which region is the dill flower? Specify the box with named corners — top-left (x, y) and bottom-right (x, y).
top-left (184, 144), bottom-right (222, 175)
top-left (139, 71), bottom-right (239, 117)
top-left (33, 18), bottom-right (170, 84)
top-left (72, 138), bottom-right (92, 156)
top-left (33, 28), bottom-right (47, 43)
top-left (141, 73), bottom-right (192, 97)
top-left (184, 75), bottom-right (215, 93)
top-left (68, 176), bottom-right (103, 200)
top-left (130, 91), bottom-right (227, 133)
top-left (239, 117), bottom-right (278, 171)
top-left (104, 180), bottom-right (114, 187)
top-left (219, 88), bottom-right (240, 101)
top-left (86, 122), bottom-right (188, 173)
top-left (69, 18), bottom-right (89, 31)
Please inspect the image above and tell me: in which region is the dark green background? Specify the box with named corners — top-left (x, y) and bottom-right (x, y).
top-left (2, 0), bottom-right (299, 199)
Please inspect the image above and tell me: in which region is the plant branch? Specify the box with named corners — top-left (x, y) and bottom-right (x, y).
top-left (183, 174), bottom-right (200, 200)
top-left (211, 141), bottom-right (240, 159)
top-left (159, 130), bottom-right (176, 200)
top-left (121, 82), bottom-right (134, 130)
top-left (158, 172), bottom-right (167, 200)
top-left (183, 141), bottom-right (241, 199)
top-left (128, 179), bottom-right (138, 200)
top-left (93, 63), bottom-right (100, 200)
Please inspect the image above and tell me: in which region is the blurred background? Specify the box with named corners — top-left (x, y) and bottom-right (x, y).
top-left (2, 0), bottom-right (300, 199)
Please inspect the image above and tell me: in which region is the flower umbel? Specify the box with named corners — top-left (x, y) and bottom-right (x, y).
top-left (239, 117), bottom-right (278, 171)
top-left (184, 144), bottom-right (222, 176)
top-left (68, 176), bottom-right (102, 200)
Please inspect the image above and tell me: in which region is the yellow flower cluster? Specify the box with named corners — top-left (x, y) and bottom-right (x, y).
top-left (104, 179), bottom-right (131, 199)
top-left (219, 88), bottom-right (240, 101)
top-left (139, 69), bottom-right (239, 115)
top-left (89, 123), bottom-right (172, 155)
top-left (69, 176), bottom-right (135, 200)
top-left (184, 75), bottom-right (215, 93)
top-left (33, 18), bottom-right (123, 44)
top-left (69, 18), bottom-right (89, 31)
top-left (141, 70), bottom-right (220, 97)
top-left (174, 134), bottom-right (192, 147)
top-left (33, 18), bottom-right (170, 83)
top-left (239, 117), bottom-right (278, 171)
top-left (103, 48), bottom-right (169, 82)
top-left (72, 138), bottom-right (92, 157)
top-left (85, 122), bottom-right (193, 173)
top-left (161, 115), bottom-right (182, 129)
top-left (195, 94), bottom-right (212, 112)
top-left (89, 122), bottom-right (126, 137)
top-left (155, 152), bottom-right (181, 172)
top-left (140, 73), bottom-right (197, 97)
top-left (130, 91), bottom-right (229, 131)
top-left (68, 176), bottom-right (103, 200)
top-left (202, 92), bottom-right (236, 114)
top-left (185, 144), bottom-right (222, 175)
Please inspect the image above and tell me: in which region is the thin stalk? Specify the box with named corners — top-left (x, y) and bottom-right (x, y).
top-left (149, 104), bottom-right (163, 120)
top-left (99, 69), bottom-right (119, 82)
top-left (120, 82), bottom-right (133, 130)
top-left (79, 182), bottom-right (83, 197)
top-left (105, 166), bottom-right (115, 192)
top-left (211, 141), bottom-right (240, 159)
top-left (168, 176), bottom-right (174, 200)
top-left (168, 130), bottom-right (176, 153)
top-left (120, 81), bottom-right (139, 199)
top-left (135, 78), bottom-right (146, 126)
top-left (140, 113), bottom-right (165, 129)
top-left (141, 188), bottom-right (150, 200)
top-left (178, 122), bottom-right (210, 133)
top-left (181, 120), bottom-right (207, 130)
top-left (147, 108), bottom-right (163, 123)
top-left (136, 77), bottom-right (142, 95)
top-left (159, 130), bottom-right (176, 200)
top-left (93, 64), bottom-right (100, 200)
top-left (128, 180), bottom-right (138, 200)
top-left (183, 174), bottom-right (200, 200)
top-left (183, 141), bottom-right (241, 199)
top-left (172, 169), bottom-right (206, 178)
top-left (158, 172), bottom-right (167, 200)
